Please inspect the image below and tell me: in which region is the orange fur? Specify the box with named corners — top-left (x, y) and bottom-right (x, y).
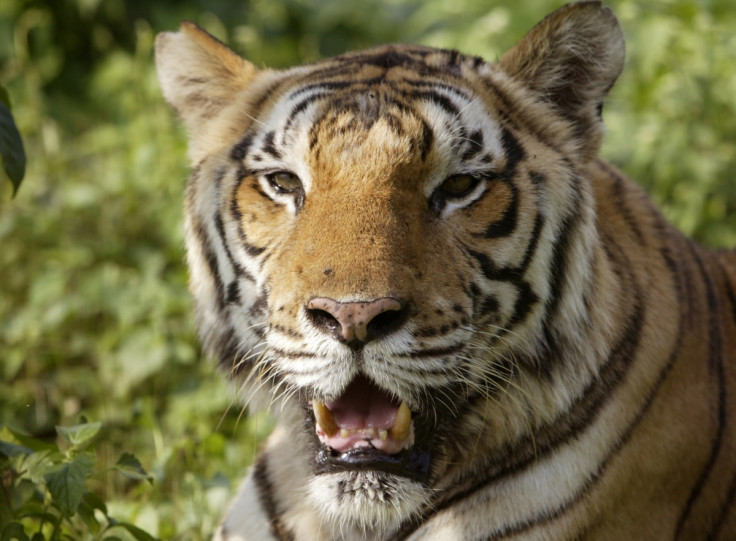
top-left (156, 2), bottom-right (736, 539)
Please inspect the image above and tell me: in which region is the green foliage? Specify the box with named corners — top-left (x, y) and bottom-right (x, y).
top-left (0, 85), bottom-right (26, 195)
top-left (0, 421), bottom-right (154, 540)
top-left (0, 0), bottom-right (734, 538)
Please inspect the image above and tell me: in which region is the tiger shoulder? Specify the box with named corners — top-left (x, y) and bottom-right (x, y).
top-left (155, 1), bottom-right (736, 539)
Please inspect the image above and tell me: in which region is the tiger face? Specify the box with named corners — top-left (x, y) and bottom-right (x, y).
top-left (156, 2), bottom-right (736, 540)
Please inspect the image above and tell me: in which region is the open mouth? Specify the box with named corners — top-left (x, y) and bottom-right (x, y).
top-left (311, 376), bottom-right (432, 481)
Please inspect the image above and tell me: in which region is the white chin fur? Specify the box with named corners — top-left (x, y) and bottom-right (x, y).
top-left (308, 471), bottom-right (428, 538)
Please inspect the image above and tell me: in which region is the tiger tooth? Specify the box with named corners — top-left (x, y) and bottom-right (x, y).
top-left (378, 429), bottom-right (388, 441)
top-left (340, 428), bottom-right (350, 438)
top-left (389, 401), bottom-right (412, 441)
top-left (313, 400), bottom-right (338, 437)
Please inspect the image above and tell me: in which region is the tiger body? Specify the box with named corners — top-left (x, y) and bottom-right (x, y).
top-left (155, 2), bottom-right (736, 540)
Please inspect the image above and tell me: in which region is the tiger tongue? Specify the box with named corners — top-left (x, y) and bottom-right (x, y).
top-left (326, 376), bottom-right (399, 429)
top-left (314, 376), bottom-right (414, 454)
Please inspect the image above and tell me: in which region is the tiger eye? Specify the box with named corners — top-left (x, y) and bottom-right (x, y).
top-left (439, 174), bottom-right (478, 197)
top-left (268, 172), bottom-right (302, 193)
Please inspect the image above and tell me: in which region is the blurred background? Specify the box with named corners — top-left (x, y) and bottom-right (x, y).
top-left (1, 0), bottom-right (735, 538)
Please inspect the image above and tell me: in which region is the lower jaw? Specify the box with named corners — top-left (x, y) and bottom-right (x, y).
top-left (306, 466), bottom-right (430, 536)
top-left (314, 444), bottom-right (432, 483)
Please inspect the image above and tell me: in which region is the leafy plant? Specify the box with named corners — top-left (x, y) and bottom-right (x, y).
top-left (0, 0), bottom-right (734, 539)
top-left (0, 85), bottom-right (25, 196)
top-left (0, 421), bottom-right (156, 541)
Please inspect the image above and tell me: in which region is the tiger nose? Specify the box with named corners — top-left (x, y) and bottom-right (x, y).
top-left (306, 297), bottom-right (406, 344)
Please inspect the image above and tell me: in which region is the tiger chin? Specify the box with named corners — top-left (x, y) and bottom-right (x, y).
top-left (155, 1), bottom-right (736, 540)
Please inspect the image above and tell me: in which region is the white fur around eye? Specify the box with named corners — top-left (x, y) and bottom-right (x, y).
top-left (439, 177), bottom-right (488, 217)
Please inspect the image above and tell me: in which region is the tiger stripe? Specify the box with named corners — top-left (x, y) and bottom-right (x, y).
top-left (252, 456), bottom-right (296, 541)
top-left (155, 3), bottom-right (736, 539)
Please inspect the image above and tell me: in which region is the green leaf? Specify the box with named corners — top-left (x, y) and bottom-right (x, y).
top-left (3, 427), bottom-right (55, 453)
top-left (0, 87), bottom-right (10, 108)
top-left (113, 452), bottom-right (153, 483)
top-left (112, 523), bottom-right (158, 541)
top-left (0, 100), bottom-right (26, 195)
top-left (56, 422), bottom-right (102, 448)
top-left (83, 491), bottom-right (109, 516)
top-left (77, 500), bottom-right (102, 534)
top-left (0, 523), bottom-right (30, 541)
top-left (19, 449), bottom-right (58, 483)
top-left (0, 440), bottom-right (32, 459)
top-left (45, 452), bottom-right (94, 516)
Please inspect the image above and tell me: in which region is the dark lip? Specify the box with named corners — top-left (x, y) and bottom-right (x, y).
top-left (314, 442), bottom-right (432, 482)
top-left (309, 408), bottom-right (434, 483)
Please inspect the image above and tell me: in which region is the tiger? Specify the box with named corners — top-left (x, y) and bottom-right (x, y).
top-left (154, 1), bottom-right (736, 539)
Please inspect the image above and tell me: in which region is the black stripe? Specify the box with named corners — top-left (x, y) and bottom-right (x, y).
top-left (225, 178), bottom-right (270, 257)
top-left (466, 248), bottom-right (513, 282)
top-left (539, 182), bottom-right (584, 350)
top-left (287, 80), bottom-right (358, 100)
top-left (225, 281), bottom-right (241, 305)
top-left (228, 197), bottom-right (257, 284)
top-left (461, 129), bottom-right (484, 161)
top-left (261, 130), bottom-right (282, 159)
top-left (249, 292), bottom-right (268, 319)
top-left (709, 472), bottom-right (736, 540)
top-left (333, 48), bottom-right (441, 73)
top-left (213, 211), bottom-right (240, 272)
top-left (396, 233), bottom-right (647, 539)
top-left (476, 180), bottom-right (518, 239)
top-left (194, 217), bottom-right (226, 311)
top-left (478, 295), bottom-right (683, 541)
top-left (250, 77), bottom-right (287, 113)
top-left (252, 455), bottom-right (295, 541)
top-left (243, 241), bottom-right (266, 257)
top-left (483, 76), bottom-right (563, 156)
top-left (399, 227), bottom-right (703, 540)
top-left (418, 115), bottom-right (434, 161)
top-left (474, 240), bottom-right (690, 540)
top-left (529, 171), bottom-right (547, 186)
top-left (283, 92), bottom-right (330, 136)
top-left (723, 264), bottom-right (736, 327)
top-left (477, 295), bottom-right (500, 319)
top-left (371, 358), bottom-right (469, 380)
top-left (399, 343), bottom-right (466, 359)
top-left (230, 134), bottom-right (254, 162)
top-left (270, 324), bottom-right (302, 339)
top-left (499, 126), bottom-right (526, 175)
top-left (269, 346), bottom-right (316, 360)
top-left (397, 79), bottom-right (472, 101)
top-left (464, 249), bottom-right (538, 327)
top-left (214, 326), bottom-right (243, 372)
top-left (347, 49), bottom-right (419, 70)
top-left (675, 244), bottom-right (725, 539)
top-left (411, 89), bottom-right (462, 118)
top-left (519, 213), bottom-right (545, 270)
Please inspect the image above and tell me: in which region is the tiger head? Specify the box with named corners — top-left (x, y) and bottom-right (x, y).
top-left (156, 2), bottom-right (625, 535)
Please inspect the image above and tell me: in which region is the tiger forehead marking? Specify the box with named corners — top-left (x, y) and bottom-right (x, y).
top-left (156, 2), bottom-right (736, 540)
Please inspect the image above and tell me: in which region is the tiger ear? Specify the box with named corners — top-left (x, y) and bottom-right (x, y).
top-left (498, 1), bottom-right (625, 158)
top-left (155, 22), bottom-right (258, 149)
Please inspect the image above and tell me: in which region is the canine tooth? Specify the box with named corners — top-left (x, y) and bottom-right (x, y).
top-left (389, 402), bottom-right (412, 441)
top-left (313, 400), bottom-right (338, 437)
top-left (378, 429), bottom-right (388, 441)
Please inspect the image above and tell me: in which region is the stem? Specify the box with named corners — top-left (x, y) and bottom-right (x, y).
top-left (50, 511), bottom-right (63, 541)
top-left (1, 469), bottom-right (14, 512)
